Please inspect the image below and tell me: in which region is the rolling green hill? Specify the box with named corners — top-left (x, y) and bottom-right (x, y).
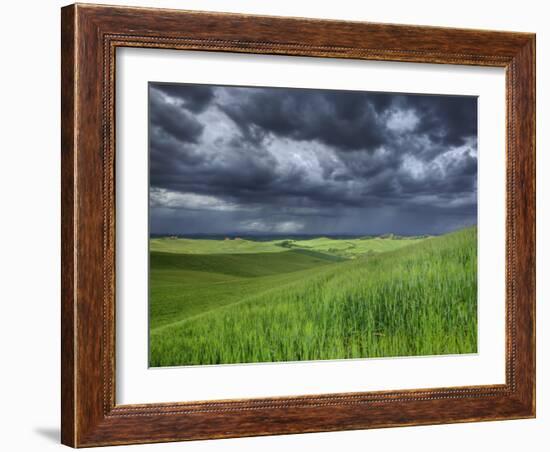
top-left (149, 227), bottom-right (477, 366)
top-left (276, 235), bottom-right (426, 258)
top-left (150, 249), bottom-right (336, 278)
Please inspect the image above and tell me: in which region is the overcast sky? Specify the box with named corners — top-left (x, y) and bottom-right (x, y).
top-left (149, 83), bottom-right (477, 236)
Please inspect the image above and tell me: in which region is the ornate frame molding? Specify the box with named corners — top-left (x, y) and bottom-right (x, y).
top-left (62, 4), bottom-right (535, 447)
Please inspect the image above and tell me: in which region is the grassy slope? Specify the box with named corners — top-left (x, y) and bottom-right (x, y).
top-left (150, 250), bottom-right (336, 329)
top-left (149, 227), bottom-right (477, 366)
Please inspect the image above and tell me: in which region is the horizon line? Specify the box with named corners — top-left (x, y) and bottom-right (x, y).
top-left (149, 225), bottom-right (476, 239)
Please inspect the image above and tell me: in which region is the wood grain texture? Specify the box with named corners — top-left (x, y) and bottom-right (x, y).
top-left (60, 3), bottom-right (536, 447)
top-left (60, 5), bottom-right (76, 446)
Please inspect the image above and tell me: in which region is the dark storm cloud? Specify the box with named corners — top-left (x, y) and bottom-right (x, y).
top-left (149, 87), bottom-right (204, 143)
top-left (219, 89), bottom-right (477, 153)
top-left (411, 95), bottom-right (478, 147)
top-left (220, 89), bottom-right (386, 150)
top-left (148, 83), bottom-right (477, 235)
top-left (152, 83), bottom-right (215, 113)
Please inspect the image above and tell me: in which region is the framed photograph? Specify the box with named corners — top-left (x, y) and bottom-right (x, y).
top-left (61, 3), bottom-right (536, 447)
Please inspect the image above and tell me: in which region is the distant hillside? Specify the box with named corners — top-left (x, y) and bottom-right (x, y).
top-left (150, 234), bottom-right (429, 259)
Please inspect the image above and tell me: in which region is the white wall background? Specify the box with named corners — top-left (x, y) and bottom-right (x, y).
top-left (0, 1), bottom-right (545, 450)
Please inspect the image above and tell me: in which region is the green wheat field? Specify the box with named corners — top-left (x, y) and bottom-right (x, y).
top-left (149, 226), bottom-right (477, 367)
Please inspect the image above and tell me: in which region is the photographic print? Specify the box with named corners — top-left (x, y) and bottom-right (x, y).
top-left (148, 83), bottom-right (478, 367)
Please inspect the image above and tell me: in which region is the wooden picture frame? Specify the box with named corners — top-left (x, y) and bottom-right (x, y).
top-left (61, 3), bottom-right (535, 447)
